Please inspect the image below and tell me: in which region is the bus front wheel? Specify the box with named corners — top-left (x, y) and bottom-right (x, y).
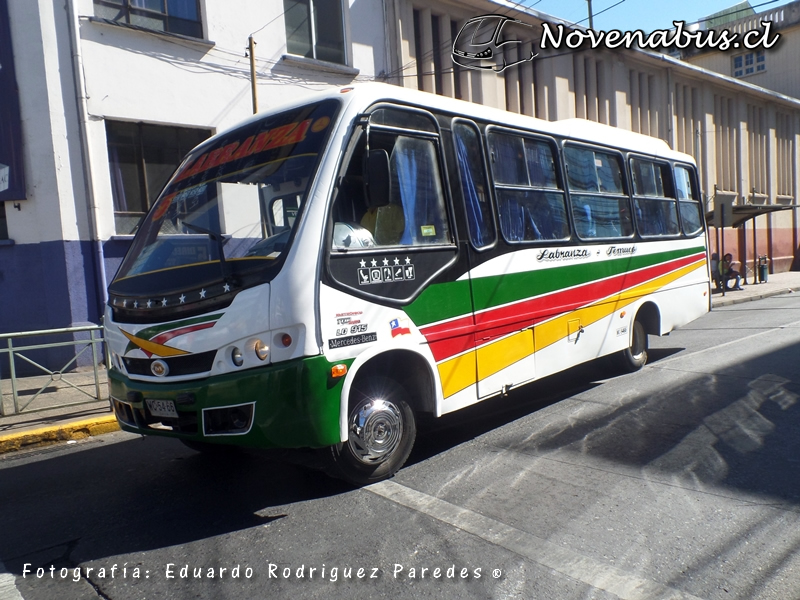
top-left (326, 375), bottom-right (416, 486)
top-left (616, 319), bottom-right (648, 372)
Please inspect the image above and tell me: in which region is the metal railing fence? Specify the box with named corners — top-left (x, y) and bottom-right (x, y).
top-left (0, 325), bottom-right (110, 416)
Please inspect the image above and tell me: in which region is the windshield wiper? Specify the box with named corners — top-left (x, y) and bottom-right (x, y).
top-left (183, 221), bottom-right (232, 283)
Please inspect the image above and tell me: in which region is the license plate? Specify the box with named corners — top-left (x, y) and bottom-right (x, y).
top-left (146, 399), bottom-right (178, 419)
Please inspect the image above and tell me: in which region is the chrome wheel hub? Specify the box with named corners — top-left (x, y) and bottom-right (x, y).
top-left (348, 399), bottom-right (403, 464)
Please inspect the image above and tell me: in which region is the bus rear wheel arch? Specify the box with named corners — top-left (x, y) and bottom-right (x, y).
top-left (616, 303), bottom-right (659, 372)
top-left (325, 374), bottom-right (417, 485)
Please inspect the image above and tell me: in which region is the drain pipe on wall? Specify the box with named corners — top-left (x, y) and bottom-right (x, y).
top-left (65, 0), bottom-right (108, 322)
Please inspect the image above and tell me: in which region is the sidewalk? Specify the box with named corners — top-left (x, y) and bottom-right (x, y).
top-left (2, 270), bottom-right (800, 455)
top-left (710, 269), bottom-right (800, 307)
top-left (0, 367), bottom-right (118, 454)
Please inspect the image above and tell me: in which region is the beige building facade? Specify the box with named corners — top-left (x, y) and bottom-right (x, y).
top-left (382, 0), bottom-right (800, 274)
top-left (684, 1), bottom-right (800, 99)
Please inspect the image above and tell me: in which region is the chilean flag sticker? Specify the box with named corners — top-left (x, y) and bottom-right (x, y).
top-left (390, 318), bottom-right (411, 337)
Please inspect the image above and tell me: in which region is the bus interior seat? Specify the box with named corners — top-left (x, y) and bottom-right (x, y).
top-left (333, 222), bottom-right (375, 249)
top-left (360, 204), bottom-right (405, 245)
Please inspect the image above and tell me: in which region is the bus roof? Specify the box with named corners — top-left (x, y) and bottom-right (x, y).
top-left (335, 83), bottom-right (691, 164)
top-left (208, 82), bottom-right (693, 165)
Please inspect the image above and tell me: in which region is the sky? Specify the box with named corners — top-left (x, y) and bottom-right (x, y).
top-left (510, 0), bottom-right (796, 32)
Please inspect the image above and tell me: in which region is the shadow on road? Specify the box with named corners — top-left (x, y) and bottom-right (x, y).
top-left (2, 333), bottom-right (799, 585)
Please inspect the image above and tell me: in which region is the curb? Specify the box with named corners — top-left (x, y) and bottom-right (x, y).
top-left (0, 415), bottom-right (120, 454)
top-left (712, 287), bottom-right (797, 308)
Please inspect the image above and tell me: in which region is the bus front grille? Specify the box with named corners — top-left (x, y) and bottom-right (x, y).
top-left (122, 350), bottom-right (217, 378)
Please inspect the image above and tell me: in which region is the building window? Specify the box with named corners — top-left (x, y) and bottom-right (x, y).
top-left (93, 0), bottom-right (203, 39)
top-left (283, 0), bottom-right (346, 65)
top-left (756, 49), bottom-right (766, 71)
top-left (733, 50), bottom-right (765, 78)
top-left (106, 120), bottom-right (210, 234)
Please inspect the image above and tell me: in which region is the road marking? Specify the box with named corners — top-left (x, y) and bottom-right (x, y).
top-left (368, 479), bottom-right (702, 600)
top-left (0, 561), bottom-right (23, 600)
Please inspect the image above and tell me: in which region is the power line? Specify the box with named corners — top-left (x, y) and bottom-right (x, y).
top-left (568, 0), bottom-right (627, 27)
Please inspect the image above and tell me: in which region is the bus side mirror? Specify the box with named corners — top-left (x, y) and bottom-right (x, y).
top-left (364, 149), bottom-right (390, 208)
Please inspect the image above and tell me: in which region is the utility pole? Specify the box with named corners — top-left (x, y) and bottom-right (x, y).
top-left (587, 0), bottom-right (594, 29)
top-left (248, 35), bottom-right (258, 114)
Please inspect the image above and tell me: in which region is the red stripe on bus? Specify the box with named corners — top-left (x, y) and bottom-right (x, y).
top-left (422, 253), bottom-right (704, 362)
top-left (428, 333), bottom-right (475, 363)
top-left (150, 321), bottom-right (217, 346)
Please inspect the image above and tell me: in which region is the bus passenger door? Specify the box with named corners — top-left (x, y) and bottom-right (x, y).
top-left (452, 121), bottom-right (537, 399)
top-left (471, 262), bottom-right (536, 399)
top-left (325, 108), bottom-right (470, 410)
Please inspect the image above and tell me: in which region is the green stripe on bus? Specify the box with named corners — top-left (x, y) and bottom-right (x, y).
top-left (403, 279), bottom-right (474, 328)
top-left (133, 312), bottom-right (224, 341)
top-left (405, 246), bottom-right (704, 327)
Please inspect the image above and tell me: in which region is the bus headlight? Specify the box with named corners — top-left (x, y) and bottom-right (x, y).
top-left (254, 340), bottom-right (269, 361)
top-left (231, 347), bottom-right (244, 367)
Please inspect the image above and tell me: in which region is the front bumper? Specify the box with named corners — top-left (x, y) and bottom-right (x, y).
top-left (109, 355), bottom-right (346, 449)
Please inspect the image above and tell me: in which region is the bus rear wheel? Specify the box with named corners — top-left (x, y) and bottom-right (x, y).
top-left (326, 375), bottom-right (416, 486)
top-left (616, 319), bottom-right (648, 372)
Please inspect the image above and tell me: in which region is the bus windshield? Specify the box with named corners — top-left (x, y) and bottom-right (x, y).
top-left (110, 99), bottom-right (339, 300)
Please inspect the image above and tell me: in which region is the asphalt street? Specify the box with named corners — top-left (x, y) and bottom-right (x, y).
top-left (2, 293), bottom-right (800, 600)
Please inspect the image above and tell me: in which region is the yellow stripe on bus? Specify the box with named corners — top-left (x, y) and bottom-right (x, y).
top-left (436, 261), bottom-right (705, 398)
top-left (534, 260), bottom-right (704, 352)
top-left (437, 350), bottom-right (477, 399)
top-left (476, 329), bottom-right (534, 381)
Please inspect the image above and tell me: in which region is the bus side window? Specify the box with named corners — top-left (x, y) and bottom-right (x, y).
top-left (384, 134), bottom-right (450, 246)
top-left (631, 158), bottom-right (680, 237)
top-left (330, 133), bottom-right (377, 250)
top-left (334, 127), bottom-right (451, 248)
top-left (675, 165), bottom-right (704, 236)
top-left (565, 146), bottom-right (633, 240)
top-left (453, 121), bottom-right (496, 249)
top-left (488, 131), bottom-right (569, 243)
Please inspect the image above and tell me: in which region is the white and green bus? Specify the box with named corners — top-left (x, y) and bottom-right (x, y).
top-left (105, 83), bottom-right (710, 485)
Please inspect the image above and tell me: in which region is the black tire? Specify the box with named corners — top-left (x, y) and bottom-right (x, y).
top-left (325, 375), bottom-right (416, 486)
top-left (616, 319), bottom-right (648, 372)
